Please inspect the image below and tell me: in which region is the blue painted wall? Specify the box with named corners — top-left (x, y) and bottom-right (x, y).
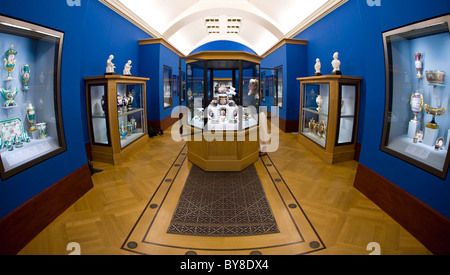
top-left (139, 43), bottom-right (160, 122)
top-left (295, 0), bottom-right (450, 218)
top-left (0, 0), bottom-right (150, 220)
top-left (160, 44), bottom-right (181, 120)
top-left (190, 40), bottom-right (257, 55)
top-left (261, 43), bottom-right (307, 124)
top-left (139, 43), bottom-right (181, 125)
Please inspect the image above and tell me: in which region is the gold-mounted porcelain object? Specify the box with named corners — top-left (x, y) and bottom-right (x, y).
top-left (435, 137), bottom-right (444, 151)
top-left (413, 53), bottom-right (423, 78)
top-left (425, 70), bottom-right (446, 85)
top-left (318, 119), bottom-right (327, 139)
top-left (4, 44), bottom-right (17, 80)
top-left (26, 101), bottom-right (37, 132)
top-left (410, 91), bottom-right (423, 121)
top-left (308, 118), bottom-right (316, 133)
top-left (316, 95), bottom-right (323, 111)
top-left (424, 104), bottom-right (445, 129)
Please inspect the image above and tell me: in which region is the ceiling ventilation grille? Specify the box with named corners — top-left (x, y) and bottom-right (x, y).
top-left (227, 17), bottom-right (241, 34)
top-left (205, 17), bottom-right (220, 34)
top-left (204, 16), bottom-right (242, 34)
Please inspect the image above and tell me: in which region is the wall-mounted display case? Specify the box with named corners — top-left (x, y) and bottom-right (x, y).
top-left (381, 14), bottom-right (450, 179)
top-left (0, 15), bottom-right (66, 179)
top-left (85, 75), bottom-right (149, 164)
top-left (297, 75), bottom-right (361, 164)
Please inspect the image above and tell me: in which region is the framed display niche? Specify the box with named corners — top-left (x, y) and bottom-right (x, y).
top-left (381, 14), bottom-right (450, 179)
top-left (0, 15), bottom-right (66, 179)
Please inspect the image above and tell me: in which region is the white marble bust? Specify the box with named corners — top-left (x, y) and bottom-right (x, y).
top-left (314, 58), bottom-right (322, 76)
top-left (331, 52), bottom-right (341, 74)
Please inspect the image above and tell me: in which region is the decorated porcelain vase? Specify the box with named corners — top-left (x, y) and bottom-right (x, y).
top-left (4, 44), bottom-right (17, 80)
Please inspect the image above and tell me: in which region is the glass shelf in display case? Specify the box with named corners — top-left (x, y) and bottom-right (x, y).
top-left (297, 75), bottom-right (361, 164)
top-left (85, 75), bottom-right (149, 165)
top-left (381, 14), bottom-right (450, 179)
top-left (0, 15), bottom-right (66, 179)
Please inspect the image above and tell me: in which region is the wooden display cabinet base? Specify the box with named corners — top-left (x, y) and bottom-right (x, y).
top-left (91, 134), bottom-right (149, 165)
top-left (297, 133), bottom-right (356, 164)
top-left (187, 127), bottom-right (259, 172)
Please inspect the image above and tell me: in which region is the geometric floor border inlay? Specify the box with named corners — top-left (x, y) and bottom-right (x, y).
top-left (121, 143), bottom-right (326, 255)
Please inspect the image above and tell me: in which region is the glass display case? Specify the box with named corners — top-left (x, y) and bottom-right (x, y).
top-left (260, 67), bottom-right (282, 115)
top-left (0, 15), bottom-right (66, 179)
top-left (179, 54), bottom-right (261, 172)
top-left (381, 15), bottom-right (450, 178)
top-left (85, 75), bottom-right (148, 164)
top-left (276, 66), bottom-right (283, 109)
top-left (181, 58), bottom-right (260, 132)
top-left (163, 66), bottom-right (172, 109)
top-left (297, 75), bottom-right (361, 164)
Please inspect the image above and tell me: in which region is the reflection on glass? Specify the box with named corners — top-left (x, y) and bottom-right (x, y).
top-left (276, 66), bottom-right (283, 109)
top-left (242, 61), bottom-right (260, 108)
top-left (90, 84), bottom-right (109, 145)
top-left (337, 84), bottom-right (356, 144)
top-left (163, 66), bottom-right (172, 109)
top-left (117, 83), bottom-right (145, 149)
top-left (301, 83), bottom-right (329, 148)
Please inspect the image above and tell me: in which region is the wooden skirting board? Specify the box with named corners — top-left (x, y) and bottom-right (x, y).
top-left (0, 164), bottom-right (93, 255)
top-left (354, 163), bottom-right (450, 255)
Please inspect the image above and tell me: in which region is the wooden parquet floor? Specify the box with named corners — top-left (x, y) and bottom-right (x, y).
top-left (18, 125), bottom-right (432, 255)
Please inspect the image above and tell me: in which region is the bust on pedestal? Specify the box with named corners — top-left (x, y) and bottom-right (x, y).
top-left (331, 52), bottom-right (342, 75)
top-left (314, 58), bottom-right (322, 76)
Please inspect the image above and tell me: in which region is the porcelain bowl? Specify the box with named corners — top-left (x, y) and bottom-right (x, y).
top-left (425, 70), bottom-right (446, 85)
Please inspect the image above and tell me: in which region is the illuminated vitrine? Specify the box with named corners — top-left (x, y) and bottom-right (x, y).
top-left (297, 75), bottom-right (361, 164)
top-left (85, 75), bottom-right (149, 164)
top-left (381, 15), bottom-right (450, 178)
top-left (0, 15), bottom-right (66, 179)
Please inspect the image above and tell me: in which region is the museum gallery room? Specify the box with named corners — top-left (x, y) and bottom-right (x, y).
top-left (0, 0), bottom-right (449, 256)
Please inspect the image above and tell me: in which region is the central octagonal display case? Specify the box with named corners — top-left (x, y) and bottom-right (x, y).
top-left (179, 53), bottom-right (262, 171)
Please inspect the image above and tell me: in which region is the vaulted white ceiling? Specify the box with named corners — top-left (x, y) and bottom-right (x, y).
top-left (100, 0), bottom-right (347, 56)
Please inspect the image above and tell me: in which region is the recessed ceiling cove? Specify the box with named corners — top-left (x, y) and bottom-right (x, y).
top-left (101, 0), bottom-right (347, 56)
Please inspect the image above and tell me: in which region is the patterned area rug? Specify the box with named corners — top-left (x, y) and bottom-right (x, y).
top-left (167, 164), bottom-right (280, 237)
